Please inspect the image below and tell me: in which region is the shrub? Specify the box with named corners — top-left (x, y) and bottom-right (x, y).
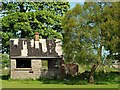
top-left (0, 53), bottom-right (10, 68)
top-left (94, 71), bottom-right (119, 84)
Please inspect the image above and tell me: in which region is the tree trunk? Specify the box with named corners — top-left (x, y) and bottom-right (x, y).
top-left (89, 46), bottom-right (102, 84)
top-left (89, 64), bottom-right (99, 84)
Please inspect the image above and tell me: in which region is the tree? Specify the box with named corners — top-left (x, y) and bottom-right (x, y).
top-left (62, 4), bottom-right (97, 63)
top-left (62, 2), bottom-right (119, 83)
top-left (1, 2), bottom-right (70, 53)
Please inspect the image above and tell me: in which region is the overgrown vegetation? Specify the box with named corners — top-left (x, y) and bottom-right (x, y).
top-left (1, 68), bottom-right (119, 85)
top-left (38, 71), bottom-right (119, 85)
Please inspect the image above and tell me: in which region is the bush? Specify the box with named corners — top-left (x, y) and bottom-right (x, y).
top-left (0, 53), bottom-right (10, 68)
top-left (94, 71), bottom-right (119, 84)
top-left (39, 71), bottom-right (119, 85)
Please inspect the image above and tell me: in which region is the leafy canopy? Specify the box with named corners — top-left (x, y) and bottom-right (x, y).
top-left (1, 2), bottom-right (70, 53)
top-left (62, 2), bottom-right (119, 64)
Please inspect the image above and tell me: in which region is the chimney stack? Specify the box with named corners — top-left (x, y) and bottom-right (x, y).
top-left (35, 32), bottom-right (39, 41)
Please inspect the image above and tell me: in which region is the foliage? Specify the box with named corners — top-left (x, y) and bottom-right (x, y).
top-left (62, 2), bottom-right (119, 64)
top-left (1, 2), bottom-right (70, 53)
top-left (94, 71), bottom-right (119, 84)
top-left (62, 4), bottom-right (97, 64)
top-left (39, 71), bottom-right (119, 85)
top-left (62, 2), bottom-right (119, 83)
top-left (0, 53), bottom-right (10, 68)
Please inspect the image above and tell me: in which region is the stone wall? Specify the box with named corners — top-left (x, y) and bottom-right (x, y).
top-left (10, 59), bottom-right (42, 79)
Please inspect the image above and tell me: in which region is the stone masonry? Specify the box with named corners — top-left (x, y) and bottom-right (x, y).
top-left (10, 59), bottom-right (42, 79)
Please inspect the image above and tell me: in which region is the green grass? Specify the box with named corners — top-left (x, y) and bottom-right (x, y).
top-left (1, 79), bottom-right (118, 88)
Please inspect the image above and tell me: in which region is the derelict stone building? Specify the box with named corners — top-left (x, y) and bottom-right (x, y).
top-left (10, 33), bottom-right (63, 79)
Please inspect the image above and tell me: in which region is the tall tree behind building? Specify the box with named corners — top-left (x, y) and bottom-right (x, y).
top-left (1, 2), bottom-right (70, 53)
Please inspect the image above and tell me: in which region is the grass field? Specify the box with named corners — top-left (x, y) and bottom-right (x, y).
top-left (1, 79), bottom-right (118, 88)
